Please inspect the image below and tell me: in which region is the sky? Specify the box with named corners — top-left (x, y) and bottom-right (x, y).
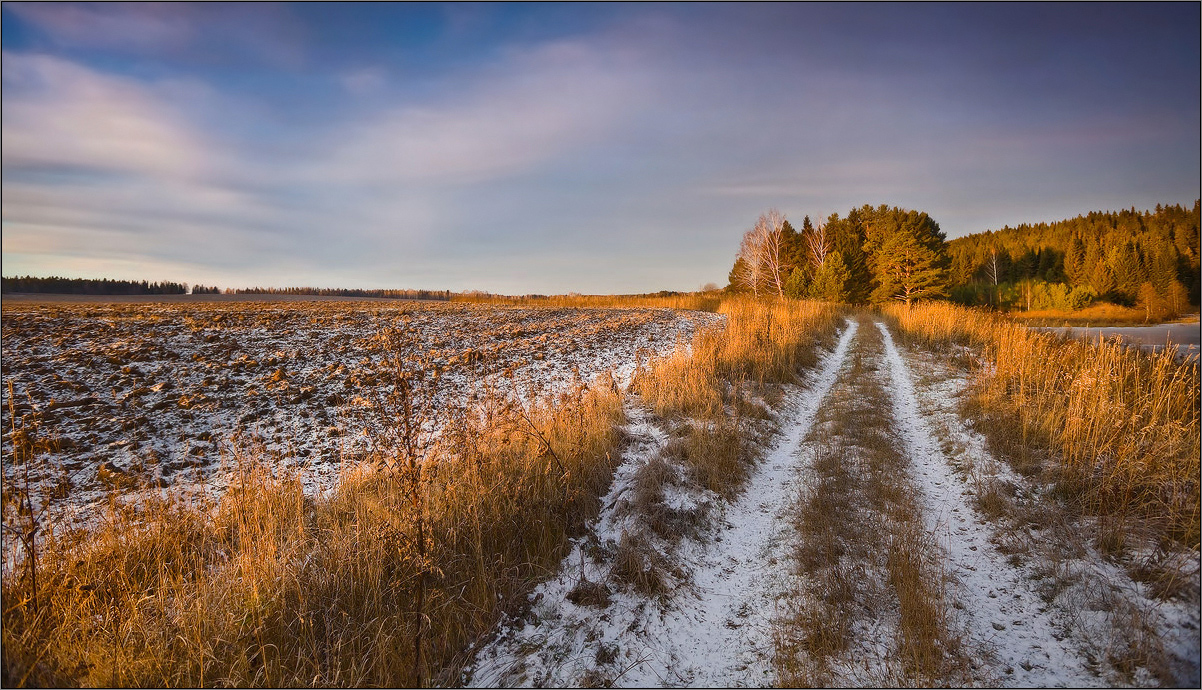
top-left (2, 2), bottom-right (1199, 294)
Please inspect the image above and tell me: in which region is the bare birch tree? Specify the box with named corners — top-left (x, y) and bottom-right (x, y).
top-left (806, 222), bottom-right (831, 269)
top-left (733, 209), bottom-right (790, 298)
top-left (985, 248), bottom-right (1001, 306)
top-left (732, 234), bottom-right (765, 297)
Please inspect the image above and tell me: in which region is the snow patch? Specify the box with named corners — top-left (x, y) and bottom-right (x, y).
top-left (467, 320), bottom-right (858, 687)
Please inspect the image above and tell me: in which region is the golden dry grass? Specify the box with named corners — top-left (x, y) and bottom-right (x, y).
top-left (450, 291), bottom-right (724, 312)
top-left (1009, 302), bottom-right (1179, 327)
top-left (633, 297), bottom-right (843, 499)
top-left (882, 301), bottom-right (1201, 549)
top-left (2, 295), bottom-right (844, 687)
top-left (774, 317), bottom-right (971, 687)
top-left (2, 361), bottom-right (624, 687)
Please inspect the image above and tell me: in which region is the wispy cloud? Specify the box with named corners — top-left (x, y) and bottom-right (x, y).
top-left (2, 53), bottom-right (212, 179)
top-left (319, 41), bottom-right (651, 185)
top-left (5, 3), bottom-right (306, 67)
top-left (1, 4), bottom-right (1197, 292)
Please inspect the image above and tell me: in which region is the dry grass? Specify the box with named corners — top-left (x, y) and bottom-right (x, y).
top-left (632, 298), bottom-right (842, 502)
top-left (883, 301), bottom-right (1201, 550)
top-left (451, 291), bottom-right (724, 312)
top-left (2, 358), bottom-right (624, 687)
top-left (775, 317), bottom-right (972, 687)
top-left (2, 295), bottom-right (844, 687)
top-left (1009, 302), bottom-right (1176, 327)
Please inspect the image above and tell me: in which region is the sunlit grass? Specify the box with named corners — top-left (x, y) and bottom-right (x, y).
top-left (882, 301), bottom-right (1201, 548)
top-left (2, 295), bottom-right (844, 687)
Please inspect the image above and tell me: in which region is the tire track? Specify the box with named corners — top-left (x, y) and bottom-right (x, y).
top-left (467, 320), bottom-right (858, 687)
top-left (875, 321), bottom-right (1098, 687)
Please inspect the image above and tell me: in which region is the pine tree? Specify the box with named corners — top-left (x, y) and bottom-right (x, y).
top-left (870, 228), bottom-right (949, 305)
top-left (1064, 236), bottom-right (1086, 287)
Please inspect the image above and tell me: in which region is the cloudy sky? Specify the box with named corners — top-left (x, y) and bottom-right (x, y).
top-left (2, 3), bottom-right (1198, 293)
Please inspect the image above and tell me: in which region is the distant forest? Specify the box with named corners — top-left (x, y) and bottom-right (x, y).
top-left (727, 201), bottom-right (1200, 318)
top-left (1, 276), bottom-right (188, 295)
top-left (947, 202), bottom-right (1200, 314)
top-left (0, 278), bottom-right (453, 300)
top-left (230, 287), bottom-right (452, 300)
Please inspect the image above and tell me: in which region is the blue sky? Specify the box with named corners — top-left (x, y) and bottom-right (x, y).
top-left (2, 2), bottom-right (1198, 293)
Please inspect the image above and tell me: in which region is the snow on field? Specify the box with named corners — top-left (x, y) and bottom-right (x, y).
top-left (879, 322), bottom-right (1201, 687)
top-left (1, 300), bottom-right (722, 524)
top-left (466, 321), bottom-right (857, 688)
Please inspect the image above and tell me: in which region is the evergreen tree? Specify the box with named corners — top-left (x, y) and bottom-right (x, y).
top-left (779, 220), bottom-right (806, 277)
top-left (726, 257), bottom-right (751, 293)
top-left (1107, 242), bottom-right (1144, 302)
top-left (826, 212), bottom-right (872, 303)
top-left (1064, 236), bottom-right (1087, 287)
top-left (808, 250), bottom-right (851, 302)
top-left (869, 228), bottom-right (949, 305)
top-left (783, 267), bottom-right (808, 299)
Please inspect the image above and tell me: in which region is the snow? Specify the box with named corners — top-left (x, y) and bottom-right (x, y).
top-left (0, 301), bottom-right (723, 527)
top-left (467, 321), bottom-right (858, 687)
top-left (877, 321), bottom-right (1201, 688)
top-left (877, 321), bottom-right (1097, 686)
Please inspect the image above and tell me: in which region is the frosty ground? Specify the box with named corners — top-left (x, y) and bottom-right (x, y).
top-left (467, 317), bottom-right (1200, 688)
top-left (1, 299), bottom-right (721, 526)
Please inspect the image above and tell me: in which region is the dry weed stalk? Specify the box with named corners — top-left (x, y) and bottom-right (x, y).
top-left (2, 336), bottom-right (626, 687)
top-left (883, 301), bottom-right (1200, 549)
top-left (1, 296), bottom-right (844, 687)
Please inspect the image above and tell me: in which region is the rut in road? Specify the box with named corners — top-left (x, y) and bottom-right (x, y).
top-left (469, 315), bottom-right (1190, 687)
top-left (467, 320), bottom-right (858, 687)
top-left (875, 321), bottom-right (1098, 687)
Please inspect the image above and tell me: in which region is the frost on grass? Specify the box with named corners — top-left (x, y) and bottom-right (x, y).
top-left (467, 322), bottom-right (856, 688)
top-left (1, 300), bottom-right (722, 527)
top-left (880, 322), bottom-right (1200, 688)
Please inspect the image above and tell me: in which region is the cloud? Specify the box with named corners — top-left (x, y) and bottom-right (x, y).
top-left (5, 3), bottom-right (193, 53)
top-left (319, 41), bottom-right (652, 184)
top-left (4, 3), bottom-right (306, 67)
top-left (339, 67), bottom-right (388, 96)
top-left (2, 53), bottom-right (212, 179)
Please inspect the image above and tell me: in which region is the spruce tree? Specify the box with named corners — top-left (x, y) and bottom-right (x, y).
top-left (808, 251), bottom-right (851, 302)
top-left (869, 228), bottom-right (949, 305)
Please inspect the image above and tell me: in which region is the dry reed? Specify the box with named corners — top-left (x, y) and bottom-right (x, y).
top-left (2, 296), bottom-right (844, 687)
top-left (882, 301), bottom-right (1201, 548)
top-left (2, 360), bottom-right (624, 687)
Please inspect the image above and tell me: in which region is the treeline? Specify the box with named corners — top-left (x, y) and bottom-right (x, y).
top-left (1, 276), bottom-right (188, 295)
top-left (727, 204), bottom-right (950, 305)
top-left (725, 201), bottom-right (1201, 318)
top-left (231, 287), bottom-right (452, 300)
top-left (947, 202), bottom-right (1200, 317)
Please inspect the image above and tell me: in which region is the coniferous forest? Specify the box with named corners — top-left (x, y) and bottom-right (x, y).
top-left (0, 276), bottom-right (189, 296)
top-left (727, 201), bottom-right (1200, 319)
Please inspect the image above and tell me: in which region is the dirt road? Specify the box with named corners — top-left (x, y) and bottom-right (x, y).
top-left (467, 317), bottom-right (1200, 687)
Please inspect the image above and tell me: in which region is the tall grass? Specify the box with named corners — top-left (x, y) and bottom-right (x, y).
top-left (882, 301), bottom-right (1201, 548)
top-left (633, 298), bottom-right (843, 497)
top-left (2, 296), bottom-right (844, 687)
top-left (450, 291), bottom-right (723, 312)
top-left (3, 365), bottom-right (624, 686)
top-left (635, 297), bottom-right (843, 419)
